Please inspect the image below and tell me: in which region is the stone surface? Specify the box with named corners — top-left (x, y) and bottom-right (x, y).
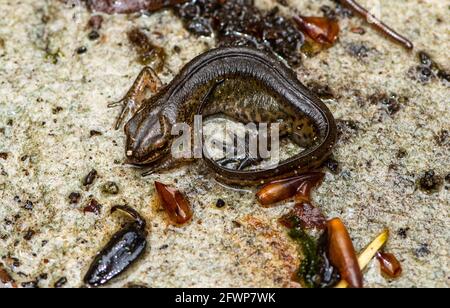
top-left (0, 0), bottom-right (448, 288)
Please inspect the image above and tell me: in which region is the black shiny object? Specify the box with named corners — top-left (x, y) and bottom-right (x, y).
top-left (84, 206), bottom-right (147, 287)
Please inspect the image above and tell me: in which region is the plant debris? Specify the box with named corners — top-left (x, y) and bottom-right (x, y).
top-left (127, 28), bottom-right (166, 71)
top-left (293, 15), bottom-right (339, 46)
top-left (83, 199), bottom-right (102, 215)
top-left (279, 203), bottom-right (327, 230)
top-left (327, 218), bottom-right (363, 288)
top-left (174, 0), bottom-right (305, 66)
top-left (335, 229), bottom-right (389, 288)
top-left (289, 226), bottom-right (340, 288)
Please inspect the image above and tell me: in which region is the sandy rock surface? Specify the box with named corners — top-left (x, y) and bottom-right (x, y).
top-left (0, 0), bottom-right (448, 288)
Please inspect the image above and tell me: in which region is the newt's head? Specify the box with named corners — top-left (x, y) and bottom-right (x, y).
top-left (124, 106), bottom-right (172, 165)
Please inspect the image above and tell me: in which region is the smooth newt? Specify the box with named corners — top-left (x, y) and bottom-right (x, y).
top-left (111, 47), bottom-right (337, 185)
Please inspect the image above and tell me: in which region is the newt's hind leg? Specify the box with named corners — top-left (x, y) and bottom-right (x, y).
top-left (109, 67), bottom-right (162, 130)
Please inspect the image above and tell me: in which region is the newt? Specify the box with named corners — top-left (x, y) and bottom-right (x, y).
top-left (111, 47), bottom-right (336, 185)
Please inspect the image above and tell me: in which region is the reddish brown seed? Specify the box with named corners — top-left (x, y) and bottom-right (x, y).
top-left (327, 218), bottom-right (363, 288)
top-left (295, 173), bottom-right (325, 203)
top-left (256, 173), bottom-right (325, 207)
top-left (155, 182), bottom-right (193, 225)
top-left (293, 16), bottom-right (340, 46)
top-left (376, 252), bottom-right (402, 279)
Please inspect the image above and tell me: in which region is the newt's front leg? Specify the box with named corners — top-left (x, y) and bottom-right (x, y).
top-left (109, 66), bottom-right (162, 129)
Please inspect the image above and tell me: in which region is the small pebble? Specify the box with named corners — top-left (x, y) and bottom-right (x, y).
top-left (68, 192), bottom-right (81, 204)
top-left (23, 200), bottom-right (33, 211)
top-left (23, 230), bottom-right (35, 241)
top-left (83, 169), bottom-right (98, 186)
top-left (415, 244), bottom-right (431, 258)
top-left (101, 181), bottom-right (120, 195)
top-left (21, 281), bottom-right (38, 288)
top-left (54, 277), bottom-right (67, 288)
top-left (216, 199), bottom-right (226, 208)
top-left (397, 228), bottom-right (410, 239)
top-left (417, 170), bottom-right (443, 194)
top-left (324, 157), bottom-right (340, 174)
top-left (88, 30), bottom-right (100, 41)
top-left (76, 46), bottom-right (87, 54)
top-left (89, 130), bottom-right (102, 137)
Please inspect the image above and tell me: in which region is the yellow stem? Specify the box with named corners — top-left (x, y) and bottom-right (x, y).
top-left (335, 229), bottom-right (390, 288)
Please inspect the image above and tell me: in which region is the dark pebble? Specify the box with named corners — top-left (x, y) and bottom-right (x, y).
top-left (216, 199), bottom-right (226, 208)
top-left (397, 228), bottom-right (410, 239)
top-left (68, 192), bottom-right (81, 204)
top-left (54, 277), bottom-right (68, 288)
top-left (21, 281), bottom-right (38, 288)
top-left (83, 169), bottom-right (98, 186)
top-left (23, 200), bottom-right (33, 211)
top-left (89, 130), bottom-right (102, 137)
top-left (417, 170), bottom-right (443, 194)
top-left (23, 230), bottom-right (35, 241)
top-left (435, 130), bottom-right (448, 147)
top-left (415, 244), bottom-right (431, 258)
top-left (323, 157), bottom-right (340, 174)
top-left (88, 30), bottom-right (100, 40)
top-left (52, 106), bottom-right (63, 114)
top-left (76, 46), bottom-right (87, 54)
top-left (39, 273), bottom-right (48, 280)
top-left (396, 149), bottom-right (408, 159)
top-left (346, 42), bottom-right (371, 58)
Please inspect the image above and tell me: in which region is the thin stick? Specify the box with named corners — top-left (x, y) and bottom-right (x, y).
top-left (335, 229), bottom-right (390, 288)
top-left (340, 0), bottom-right (414, 50)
